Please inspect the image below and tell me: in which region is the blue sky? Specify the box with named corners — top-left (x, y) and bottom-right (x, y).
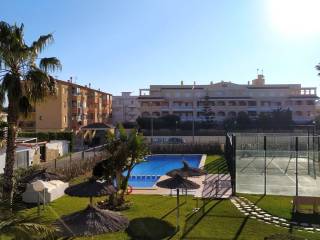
top-left (2, 0), bottom-right (320, 95)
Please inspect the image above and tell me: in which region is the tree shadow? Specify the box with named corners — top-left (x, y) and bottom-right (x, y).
top-left (204, 157), bottom-right (229, 174)
top-left (291, 212), bottom-right (320, 225)
top-left (126, 217), bottom-right (176, 240)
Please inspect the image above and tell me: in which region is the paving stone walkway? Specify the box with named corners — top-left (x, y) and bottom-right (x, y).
top-left (230, 196), bottom-right (320, 233)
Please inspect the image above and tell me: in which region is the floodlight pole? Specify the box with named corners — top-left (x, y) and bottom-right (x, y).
top-left (295, 137), bottom-right (299, 197)
top-left (176, 188), bottom-right (180, 231)
top-left (192, 84), bottom-right (195, 144)
top-left (307, 129), bottom-right (310, 175)
top-left (264, 136), bottom-right (267, 195)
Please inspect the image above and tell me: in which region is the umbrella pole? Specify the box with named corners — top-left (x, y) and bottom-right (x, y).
top-left (176, 188), bottom-right (180, 232)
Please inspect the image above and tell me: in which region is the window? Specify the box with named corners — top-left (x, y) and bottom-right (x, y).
top-left (39, 116), bottom-right (42, 120)
top-left (248, 101), bottom-right (257, 106)
top-left (306, 100), bottom-right (314, 105)
top-left (248, 111), bottom-right (257, 117)
top-left (64, 116), bottom-right (67, 123)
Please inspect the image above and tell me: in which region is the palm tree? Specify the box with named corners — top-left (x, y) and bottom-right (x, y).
top-left (0, 21), bottom-right (61, 205)
top-left (93, 125), bottom-right (149, 207)
top-left (0, 215), bottom-right (56, 240)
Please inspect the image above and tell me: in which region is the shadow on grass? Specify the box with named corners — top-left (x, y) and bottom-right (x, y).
top-left (182, 199), bottom-right (223, 239)
top-left (204, 157), bottom-right (229, 174)
top-left (126, 217), bottom-right (176, 240)
top-left (291, 212), bottom-right (320, 225)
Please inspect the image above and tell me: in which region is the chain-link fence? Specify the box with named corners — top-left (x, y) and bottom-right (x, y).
top-left (41, 145), bottom-right (108, 180)
top-left (229, 133), bottom-right (320, 197)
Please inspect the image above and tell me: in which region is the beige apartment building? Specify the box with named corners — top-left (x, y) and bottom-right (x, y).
top-left (19, 79), bottom-right (112, 132)
top-left (112, 92), bottom-right (140, 124)
top-left (138, 75), bottom-right (318, 123)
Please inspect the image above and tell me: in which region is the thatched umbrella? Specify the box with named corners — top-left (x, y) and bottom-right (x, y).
top-left (64, 178), bottom-right (116, 204)
top-left (21, 169), bottom-right (65, 183)
top-left (56, 205), bottom-right (129, 237)
top-left (166, 160), bottom-right (206, 178)
top-left (59, 179), bottom-right (129, 236)
top-left (156, 174), bottom-right (200, 231)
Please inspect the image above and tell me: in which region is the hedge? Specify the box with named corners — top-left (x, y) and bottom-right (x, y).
top-left (150, 143), bottom-right (223, 155)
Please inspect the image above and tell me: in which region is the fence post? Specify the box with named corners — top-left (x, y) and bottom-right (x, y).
top-left (295, 136), bottom-right (299, 197)
top-left (69, 152), bottom-right (72, 169)
top-left (264, 135), bottom-right (267, 195)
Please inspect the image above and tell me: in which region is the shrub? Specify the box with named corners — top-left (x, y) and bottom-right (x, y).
top-left (0, 165), bottom-right (42, 204)
top-left (150, 143), bottom-right (222, 154)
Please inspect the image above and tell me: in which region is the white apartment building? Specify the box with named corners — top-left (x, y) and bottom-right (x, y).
top-left (138, 75), bottom-right (318, 123)
top-left (112, 92), bottom-right (140, 124)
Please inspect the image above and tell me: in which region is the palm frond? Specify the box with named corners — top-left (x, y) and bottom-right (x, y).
top-left (40, 57), bottom-right (62, 73)
top-left (30, 34), bottom-right (53, 54)
top-left (24, 68), bottom-right (56, 102)
top-left (0, 217), bottom-right (56, 240)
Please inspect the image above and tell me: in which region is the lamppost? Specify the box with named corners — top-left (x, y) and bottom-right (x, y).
top-left (31, 180), bottom-right (46, 216)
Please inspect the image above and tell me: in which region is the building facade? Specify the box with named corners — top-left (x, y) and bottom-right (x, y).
top-left (112, 92), bottom-right (140, 124)
top-left (138, 75), bottom-right (318, 123)
top-left (19, 79), bottom-right (112, 132)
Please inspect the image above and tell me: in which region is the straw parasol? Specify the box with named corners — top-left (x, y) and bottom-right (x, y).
top-left (21, 169), bottom-right (65, 183)
top-left (166, 160), bottom-right (206, 178)
top-left (156, 174), bottom-right (200, 231)
top-left (64, 178), bottom-right (116, 204)
top-left (56, 204), bottom-right (129, 237)
top-left (58, 178), bottom-right (129, 236)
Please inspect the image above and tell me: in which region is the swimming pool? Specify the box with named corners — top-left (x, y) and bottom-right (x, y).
top-left (127, 154), bottom-right (203, 188)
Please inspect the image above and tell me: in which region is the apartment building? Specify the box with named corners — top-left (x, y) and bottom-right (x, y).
top-left (19, 79), bottom-right (112, 132)
top-left (138, 75), bottom-right (318, 123)
top-left (112, 92), bottom-right (140, 124)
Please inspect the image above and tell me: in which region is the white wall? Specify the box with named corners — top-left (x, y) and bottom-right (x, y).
top-left (47, 140), bottom-right (69, 156)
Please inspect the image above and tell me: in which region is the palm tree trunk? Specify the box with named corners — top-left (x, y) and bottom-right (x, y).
top-left (2, 101), bottom-right (18, 206)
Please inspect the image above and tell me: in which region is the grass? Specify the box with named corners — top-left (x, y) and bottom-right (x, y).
top-left (243, 194), bottom-right (320, 225)
top-left (13, 194), bottom-right (319, 240)
top-left (204, 154), bottom-right (229, 174)
top-left (3, 155), bottom-right (319, 239)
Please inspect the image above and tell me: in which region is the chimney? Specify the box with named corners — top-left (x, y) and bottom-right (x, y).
top-left (193, 81), bottom-right (196, 86)
top-left (70, 77), bottom-right (72, 83)
top-left (181, 80), bottom-right (184, 86)
top-left (210, 81), bottom-right (213, 85)
top-left (89, 83), bottom-right (91, 88)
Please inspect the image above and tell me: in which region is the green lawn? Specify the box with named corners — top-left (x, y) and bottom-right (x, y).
top-left (4, 155), bottom-right (319, 239)
top-left (243, 194), bottom-right (320, 225)
top-left (15, 194), bottom-right (319, 240)
top-left (204, 154), bottom-right (229, 174)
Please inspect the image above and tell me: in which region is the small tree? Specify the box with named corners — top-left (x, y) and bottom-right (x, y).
top-left (93, 125), bottom-right (149, 208)
top-left (236, 112), bottom-right (251, 130)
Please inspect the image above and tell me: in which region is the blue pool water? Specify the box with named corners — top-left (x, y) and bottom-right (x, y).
top-left (127, 154), bottom-right (202, 188)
